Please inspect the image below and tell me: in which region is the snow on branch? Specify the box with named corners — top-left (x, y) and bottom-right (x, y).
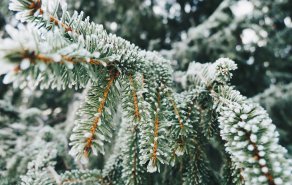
top-left (0, 0), bottom-right (290, 184)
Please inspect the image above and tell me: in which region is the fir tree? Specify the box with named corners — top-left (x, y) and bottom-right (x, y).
top-left (0, 0), bottom-right (291, 185)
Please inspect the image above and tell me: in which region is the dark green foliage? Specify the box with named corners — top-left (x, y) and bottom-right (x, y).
top-left (0, 0), bottom-right (291, 184)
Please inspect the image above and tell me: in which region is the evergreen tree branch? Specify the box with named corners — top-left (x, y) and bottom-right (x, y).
top-left (120, 74), bottom-right (148, 184)
top-left (83, 71), bottom-right (119, 158)
top-left (69, 71), bottom-right (120, 163)
top-left (128, 75), bottom-right (141, 121)
top-left (167, 92), bottom-right (184, 129)
top-left (147, 89), bottom-right (161, 173)
top-left (1, 1), bottom-right (291, 184)
top-left (186, 59), bottom-right (292, 184)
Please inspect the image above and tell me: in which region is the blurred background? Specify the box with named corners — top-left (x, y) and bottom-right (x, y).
top-left (0, 0), bottom-right (291, 184)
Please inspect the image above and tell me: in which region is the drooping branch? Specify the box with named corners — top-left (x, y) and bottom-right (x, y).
top-left (69, 71), bottom-right (120, 163)
top-left (1, 1), bottom-right (291, 184)
top-left (83, 72), bottom-right (119, 157)
top-left (184, 59), bottom-right (292, 184)
top-left (128, 74), bottom-right (141, 121)
top-left (148, 89), bottom-right (161, 172)
top-left (167, 93), bottom-right (184, 129)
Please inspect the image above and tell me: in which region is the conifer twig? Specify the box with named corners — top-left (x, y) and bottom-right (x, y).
top-left (84, 71), bottom-right (119, 157)
top-left (128, 75), bottom-right (141, 121)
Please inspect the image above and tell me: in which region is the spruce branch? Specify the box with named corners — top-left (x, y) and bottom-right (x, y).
top-left (128, 75), bottom-right (141, 121)
top-left (221, 155), bottom-right (244, 185)
top-left (166, 91), bottom-right (196, 163)
top-left (120, 74), bottom-right (149, 183)
top-left (1, 0), bottom-right (291, 184)
top-left (102, 116), bottom-right (127, 185)
top-left (147, 89), bottom-right (161, 173)
top-left (82, 72), bottom-right (119, 157)
top-left (182, 146), bottom-right (211, 185)
top-left (69, 71), bottom-right (120, 163)
top-left (167, 92), bottom-right (184, 129)
top-left (121, 121), bottom-right (146, 185)
top-left (185, 58), bottom-right (292, 184)
top-left (9, 0), bottom-right (71, 31)
top-left (218, 103), bottom-right (292, 185)
top-left (60, 169), bottom-right (103, 185)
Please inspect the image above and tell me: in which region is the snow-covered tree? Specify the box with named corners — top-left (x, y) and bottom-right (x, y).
top-left (0, 0), bottom-right (291, 184)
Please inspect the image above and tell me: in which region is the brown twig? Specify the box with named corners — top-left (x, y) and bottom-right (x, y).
top-left (151, 89), bottom-right (161, 161)
top-left (129, 74), bottom-right (141, 121)
top-left (83, 72), bottom-right (119, 157)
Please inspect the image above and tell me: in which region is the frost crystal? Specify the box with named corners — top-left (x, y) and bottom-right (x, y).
top-left (3, 72), bottom-right (16, 84)
top-left (147, 159), bottom-right (157, 173)
top-left (1, 1), bottom-right (292, 184)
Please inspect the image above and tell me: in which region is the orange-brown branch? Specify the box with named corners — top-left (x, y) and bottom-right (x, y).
top-left (250, 138), bottom-right (275, 185)
top-left (129, 75), bottom-right (141, 121)
top-left (20, 52), bottom-right (102, 67)
top-left (151, 90), bottom-right (161, 160)
top-left (240, 127), bottom-right (275, 185)
top-left (168, 93), bottom-right (184, 129)
top-left (28, 0), bottom-right (42, 13)
top-left (13, 65), bottom-right (21, 73)
top-left (83, 74), bottom-right (117, 157)
top-left (29, 0), bottom-right (72, 32)
top-left (49, 15), bottom-right (72, 32)
top-left (34, 54), bottom-right (57, 63)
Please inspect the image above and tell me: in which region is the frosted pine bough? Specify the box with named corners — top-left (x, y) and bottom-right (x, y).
top-left (0, 0), bottom-right (291, 184)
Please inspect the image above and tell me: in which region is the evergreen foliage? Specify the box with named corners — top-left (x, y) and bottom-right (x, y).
top-left (0, 0), bottom-right (291, 185)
